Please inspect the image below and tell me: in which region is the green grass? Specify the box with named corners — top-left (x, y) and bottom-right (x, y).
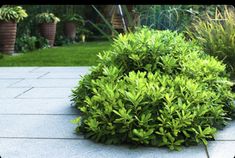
top-left (0, 41), bottom-right (111, 66)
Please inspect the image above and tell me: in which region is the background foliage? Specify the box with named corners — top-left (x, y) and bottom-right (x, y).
top-left (186, 6), bottom-right (235, 77)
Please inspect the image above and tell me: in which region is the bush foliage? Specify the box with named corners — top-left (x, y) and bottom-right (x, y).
top-left (71, 27), bottom-right (235, 150)
top-left (187, 6), bottom-right (235, 75)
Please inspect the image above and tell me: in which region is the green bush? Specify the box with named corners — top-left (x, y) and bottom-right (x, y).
top-left (187, 6), bottom-right (235, 76)
top-left (71, 27), bottom-right (235, 150)
top-left (15, 35), bottom-right (49, 53)
top-left (15, 35), bottom-right (37, 53)
top-left (35, 36), bottom-right (50, 49)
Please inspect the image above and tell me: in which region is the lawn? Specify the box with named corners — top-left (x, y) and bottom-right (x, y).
top-left (0, 41), bottom-right (111, 66)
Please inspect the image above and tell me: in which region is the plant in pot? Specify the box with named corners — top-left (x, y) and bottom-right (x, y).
top-left (0, 6), bottom-right (28, 54)
top-left (62, 13), bottom-right (84, 41)
top-left (35, 12), bottom-right (60, 47)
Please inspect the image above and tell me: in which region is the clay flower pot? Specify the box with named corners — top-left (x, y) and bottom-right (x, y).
top-left (39, 23), bottom-right (57, 47)
top-left (64, 22), bottom-right (76, 40)
top-left (0, 6), bottom-right (28, 54)
top-left (0, 21), bottom-right (17, 54)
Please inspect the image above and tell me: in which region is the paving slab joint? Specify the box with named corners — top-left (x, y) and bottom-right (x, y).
top-left (29, 67), bottom-right (40, 73)
top-left (37, 72), bottom-right (50, 79)
top-left (15, 87), bottom-right (34, 98)
top-left (7, 78), bottom-right (25, 88)
top-left (204, 144), bottom-right (210, 158)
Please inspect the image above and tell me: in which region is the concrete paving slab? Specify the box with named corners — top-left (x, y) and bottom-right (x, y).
top-left (17, 87), bottom-right (73, 99)
top-left (0, 99), bottom-right (78, 114)
top-left (0, 72), bottom-right (47, 79)
top-left (40, 72), bottom-right (87, 79)
top-left (215, 121), bottom-right (235, 140)
top-left (0, 67), bottom-right (38, 73)
top-left (10, 78), bottom-right (80, 88)
top-left (207, 141), bottom-right (235, 158)
top-left (32, 66), bottom-right (90, 73)
top-left (0, 88), bottom-right (31, 98)
top-left (0, 139), bottom-right (207, 158)
top-left (0, 115), bottom-right (81, 139)
top-left (0, 79), bottom-right (22, 88)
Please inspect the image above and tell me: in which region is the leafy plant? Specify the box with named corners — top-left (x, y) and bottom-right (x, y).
top-left (35, 12), bottom-right (60, 24)
top-left (35, 36), bottom-right (50, 49)
top-left (186, 6), bottom-right (235, 77)
top-left (62, 13), bottom-right (84, 25)
top-left (0, 6), bottom-right (28, 23)
top-left (55, 35), bottom-right (75, 46)
top-left (15, 34), bottom-right (37, 53)
top-left (71, 27), bottom-right (235, 150)
top-left (16, 34), bottom-right (50, 52)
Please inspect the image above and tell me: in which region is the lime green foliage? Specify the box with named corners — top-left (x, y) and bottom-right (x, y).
top-left (0, 41), bottom-right (111, 66)
top-left (72, 27), bottom-right (235, 150)
top-left (35, 12), bottom-right (60, 24)
top-left (0, 6), bottom-right (28, 23)
top-left (187, 6), bottom-right (235, 74)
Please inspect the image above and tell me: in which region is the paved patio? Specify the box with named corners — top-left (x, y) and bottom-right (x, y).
top-left (0, 67), bottom-right (234, 158)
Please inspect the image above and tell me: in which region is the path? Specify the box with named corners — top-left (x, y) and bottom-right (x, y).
top-left (0, 67), bottom-right (234, 158)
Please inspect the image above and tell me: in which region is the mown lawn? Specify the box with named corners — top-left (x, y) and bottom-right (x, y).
top-left (0, 41), bottom-right (111, 66)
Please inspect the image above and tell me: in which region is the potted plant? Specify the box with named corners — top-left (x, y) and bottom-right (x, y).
top-left (35, 12), bottom-right (60, 47)
top-left (0, 6), bottom-right (28, 54)
top-left (62, 13), bottom-right (84, 41)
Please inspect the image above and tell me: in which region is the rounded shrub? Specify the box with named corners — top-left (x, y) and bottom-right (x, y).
top-left (71, 27), bottom-right (235, 150)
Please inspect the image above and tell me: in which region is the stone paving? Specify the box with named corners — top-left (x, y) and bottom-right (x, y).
top-left (0, 67), bottom-right (234, 158)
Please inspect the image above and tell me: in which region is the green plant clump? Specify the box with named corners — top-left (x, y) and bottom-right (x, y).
top-left (35, 12), bottom-right (60, 24)
top-left (71, 27), bottom-right (235, 150)
top-left (0, 6), bottom-right (28, 23)
top-left (187, 6), bottom-right (235, 75)
top-left (15, 35), bottom-right (50, 53)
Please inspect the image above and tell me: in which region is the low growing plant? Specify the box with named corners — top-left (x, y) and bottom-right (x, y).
top-left (71, 27), bottom-right (235, 150)
top-left (15, 34), bottom-right (37, 53)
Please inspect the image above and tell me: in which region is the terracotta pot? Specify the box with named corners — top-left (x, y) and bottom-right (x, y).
top-left (0, 21), bottom-right (17, 54)
top-left (63, 22), bottom-right (76, 40)
top-left (39, 23), bottom-right (56, 46)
